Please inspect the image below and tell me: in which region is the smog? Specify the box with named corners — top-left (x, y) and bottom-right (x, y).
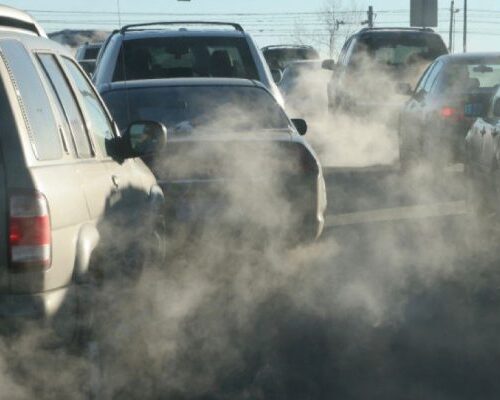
top-left (1, 12), bottom-right (500, 400)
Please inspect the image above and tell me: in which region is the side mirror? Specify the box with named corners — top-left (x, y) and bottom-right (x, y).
top-left (494, 98), bottom-right (500, 118)
top-left (79, 60), bottom-right (96, 77)
top-left (321, 59), bottom-right (336, 71)
top-left (396, 82), bottom-right (413, 96)
top-left (464, 103), bottom-right (485, 118)
top-left (414, 89), bottom-right (426, 102)
top-left (291, 118), bottom-right (307, 136)
top-left (271, 68), bottom-right (283, 84)
top-left (123, 121), bottom-right (167, 158)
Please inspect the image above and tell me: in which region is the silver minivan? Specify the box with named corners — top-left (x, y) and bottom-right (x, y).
top-left (0, 6), bottom-right (166, 330)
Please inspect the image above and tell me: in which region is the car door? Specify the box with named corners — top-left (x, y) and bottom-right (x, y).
top-left (0, 41), bottom-right (88, 294)
top-left (60, 56), bottom-right (158, 263)
top-left (400, 61), bottom-right (440, 153)
top-left (61, 57), bottom-right (150, 209)
top-left (328, 38), bottom-right (351, 108)
top-left (36, 52), bottom-right (113, 224)
top-left (478, 102), bottom-right (498, 176)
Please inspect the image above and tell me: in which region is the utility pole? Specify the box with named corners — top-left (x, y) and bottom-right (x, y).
top-left (448, 1), bottom-right (454, 52)
top-left (368, 6), bottom-right (374, 28)
top-left (116, 0), bottom-right (122, 27)
top-left (448, 1), bottom-right (460, 52)
top-left (362, 6), bottom-right (374, 28)
top-left (463, 0), bottom-right (467, 52)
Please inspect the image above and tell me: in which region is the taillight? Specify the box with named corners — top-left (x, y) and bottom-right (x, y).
top-left (440, 106), bottom-right (463, 120)
top-left (299, 148), bottom-right (318, 174)
top-left (8, 191), bottom-right (51, 272)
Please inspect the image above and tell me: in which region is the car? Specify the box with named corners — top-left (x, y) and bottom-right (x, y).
top-left (322, 27), bottom-right (448, 115)
top-left (464, 85), bottom-right (500, 218)
top-left (100, 78), bottom-right (327, 242)
top-left (92, 21), bottom-right (285, 106)
top-left (0, 6), bottom-right (165, 335)
top-left (262, 44), bottom-right (320, 72)
top-left (399, 53), bottom-right (500, 168)
top-left (75, 41), bottom-right (102, 76)
top-left (278, 60), bottom-right (330, 116)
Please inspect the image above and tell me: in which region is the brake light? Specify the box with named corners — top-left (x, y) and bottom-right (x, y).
top-left (8, 191), bottom-right (51, 271)
top-left (299, 148), bottom-right (318, 174)
top-left (440, 106), bottom-right (462, 120)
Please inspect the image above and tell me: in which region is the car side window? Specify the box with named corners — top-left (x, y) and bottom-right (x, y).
top-left (37, 53), bottom-right (93, 158)
top-left (423, 61), bottom-right (442, 94)
top-left (338, 39), bottom-right (351, 66)
top-left (490, 88), bottom-right (500, 119)
top-left (344, 38), bottom-right (357, 66)
top-left (62, 58), bottom-right (114, 157)
top-left (414, 63), bottom-right (435, 94)
top-left (0, 40), bottom-right (62, 160)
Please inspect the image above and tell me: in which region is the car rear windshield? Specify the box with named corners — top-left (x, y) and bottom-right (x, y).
top-left (102, 85), bottom-right (290, 133)
top-left (84, 46), bottom-right (100, 60)
top-left (112, 37), bottom-right (259, 81)
top-left (355, 33), bottom-right (447, 66)
top-left (440, 59), bottom-right (500, 93)
top-left (264, 48), bottom-right (320, 70)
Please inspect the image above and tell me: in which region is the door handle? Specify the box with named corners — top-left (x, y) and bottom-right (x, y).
top-left (111, 175), bottom-right (120, 188)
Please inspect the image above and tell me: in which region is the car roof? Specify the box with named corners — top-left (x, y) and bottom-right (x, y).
top-left (262, 45), bottom-right (316, 50)
top-left (0, 5), bottom-right (47, 37)
top-left (81, 42), bottom-right (102, 48)
top-left (103, 77), bottom-right (266, 91)
top-left (0, 29), bottom-right (69, 54)
top-left (286, 60), bottom-right (322, 66)
top-left (356, 27), bottom-right (439, 37)
top-left (436, 52), bottom-right (500, 64)
top-left (117, 29), bottom-right (247, 41)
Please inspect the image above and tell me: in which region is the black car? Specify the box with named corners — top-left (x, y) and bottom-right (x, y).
top-left (100, 78), bottom-right (327, 242)
top-left (399, 53), bottom-right (500, 168)
top-left (322, 27), bottom-right (448, 115)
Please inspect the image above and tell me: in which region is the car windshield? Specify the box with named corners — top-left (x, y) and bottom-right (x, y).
top-left (264, 48), bottom-right (320, 70)
top-left (102, 85), bottom-right (290, 133)
top-left (112, 36), bottom-right (259, 81)
top-left (355, 33), bottom-right (447, 66)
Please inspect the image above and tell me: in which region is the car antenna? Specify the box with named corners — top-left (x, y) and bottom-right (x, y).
top-left (116, 0), bottom-right (132, 132)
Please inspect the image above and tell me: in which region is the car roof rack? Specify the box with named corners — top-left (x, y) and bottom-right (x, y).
top-left (262, 44), bottom-right (316, 50)
top-left (0, 5), bottom-right (46, 37)
top-left (120, 21), bottom-right (244, 34)
top-left (358, 27), bottom-right (435, 33)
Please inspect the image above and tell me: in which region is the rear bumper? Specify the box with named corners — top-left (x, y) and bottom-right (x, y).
top-left (401, 124), bottom-right (467, 164)
top-left (162, 173), bottom-right (327, 241)
top-left (0, 286), bottom-right (69, 320)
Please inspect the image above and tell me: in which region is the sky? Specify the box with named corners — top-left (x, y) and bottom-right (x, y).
top-left (2, 0), bottom-right (499, 56)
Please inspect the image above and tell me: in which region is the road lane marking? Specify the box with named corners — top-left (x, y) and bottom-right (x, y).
top-left (325, 201), bottom-right (467, 227)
